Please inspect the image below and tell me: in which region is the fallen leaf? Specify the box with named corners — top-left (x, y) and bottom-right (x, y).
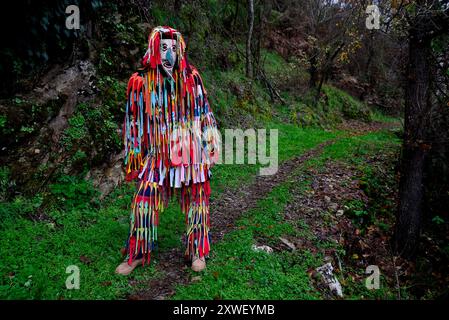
top-left (279, 237), bottom-right (296, 250)
top-left (80, 255), bottom-right (92, 265)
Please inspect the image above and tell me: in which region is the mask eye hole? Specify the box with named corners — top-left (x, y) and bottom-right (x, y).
top-left (172, 45), bottom-right (176, 51)
top-left (161, 43), bottom-right (168, 51)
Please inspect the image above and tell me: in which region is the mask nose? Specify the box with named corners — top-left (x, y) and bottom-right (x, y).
top-left (166, 48), bottom-right (174, 65)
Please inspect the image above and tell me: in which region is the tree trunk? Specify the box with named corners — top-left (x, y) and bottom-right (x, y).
top-left (246, 0), bottom-right (254, 78)
top-left (360, 32), bottom-right (374, 101)
top-left (253, 2), bottom-right (262, 76)
top-left (232, 0), bottom-right (240, 33)
top-left (174, 0), bottom-right (182, 13)
top-left (313, 42), bottom-right (344, 107)
top-left (308, 52), bottom-right (318, 89)
top-left (394, 22), bottom-right (432, 259)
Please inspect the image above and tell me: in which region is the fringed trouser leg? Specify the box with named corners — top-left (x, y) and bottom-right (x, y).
top-left (124, 179), bottom-right (212, 266)
top-left (125, 180), bottom-right (164, 267)
top-left (180, 181), bottom-right (212, 261)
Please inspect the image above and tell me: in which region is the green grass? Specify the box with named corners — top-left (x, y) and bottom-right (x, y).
top-left (0, 119), bottom-right (401, 300)
top-left (371, 110), bottom-right (402, 124)
top-left (322, 85), bottom-right (372, 122)
top-left (282, 84), bottom-right (376, 128)
top-left (308, 130), bottom-right (401, 167)
top-left (0, 180), bottom-right (195, 300)
top-left (211, 124), bottom-right (338, 194)
top-left (0, 185), bottom-right (142, 299)
top-left (170, 128), bottom-right (402, 300)
top-left (0, 110), bottom-right (401, 300)
top-left (0, 121), bottom-right (337, 299)
top-left (171, 171), bottom-right (321, 300)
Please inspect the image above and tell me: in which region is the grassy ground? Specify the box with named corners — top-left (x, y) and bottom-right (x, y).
top-left (170, 128), bottom-right (402, 300)
top-left (172, 165), bottom-right (323, 300)
top-left (0, 123), bottom-right (339, 299)
top-left (0, 123), bottom-right (403, 299)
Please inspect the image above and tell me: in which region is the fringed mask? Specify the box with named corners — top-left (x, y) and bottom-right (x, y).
top-left (142, 26), bottom-right (187, 77)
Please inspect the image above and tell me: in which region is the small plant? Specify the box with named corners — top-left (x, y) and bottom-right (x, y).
top-left (0, 194), bottom-right (43, 226)
top-left (432, 215), bottom-right (444, 225)
top-left (61, 112), bottom-right (88, 151)
top-left (0, 115), bottom-right (7, 131)
top-left (49, 175), bottom-right (100, 210)
top-left (345, 199), bottom-right (370, 225)
top-left (0, 166), bottom-right (10, 201)
top-left (20, 126), bottom-right (34, 134)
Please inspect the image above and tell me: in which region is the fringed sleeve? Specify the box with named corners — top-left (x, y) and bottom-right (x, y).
top-left (192, 70), bottom-right (221, 167)
top-left (123, 72), bottom-right (148, 182)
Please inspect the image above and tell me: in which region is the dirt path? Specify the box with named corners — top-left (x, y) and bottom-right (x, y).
top-left (127, 120), bottom-right (399, 300)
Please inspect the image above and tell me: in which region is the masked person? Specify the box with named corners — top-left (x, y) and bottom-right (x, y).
top-left (115, 26), bottom-right (220, 275)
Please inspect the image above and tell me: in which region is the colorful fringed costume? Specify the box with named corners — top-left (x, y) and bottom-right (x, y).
top-left (122, 26), bottom-right (220, 266)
